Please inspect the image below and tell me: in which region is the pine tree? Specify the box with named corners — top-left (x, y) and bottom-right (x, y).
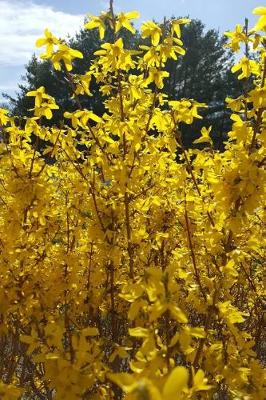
top-left (164, 19), bottom-right (241, 148)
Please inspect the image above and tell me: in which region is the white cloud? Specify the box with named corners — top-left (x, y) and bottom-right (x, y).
top-left (0, 0), bottom-right (84, 67)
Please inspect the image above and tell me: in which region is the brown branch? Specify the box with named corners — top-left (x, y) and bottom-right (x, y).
top-left (184, 199), bottom-right (206, 300)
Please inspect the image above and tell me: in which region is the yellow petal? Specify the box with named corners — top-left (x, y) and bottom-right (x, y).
top-left (128, 327), bottom-right (149, 337)
top-left (125, 11), bottom-right (140, 20)
top-left (169, 305), bottom-right (188, 323)
top-left (108, 373), bottom-right (135, 393)
top-left (193, 369), bottom-right (213, 391)
top-left (163, 366), bottom-right (189, 398)
top-left (44, 108), bottom-right (52, 119)
top-left (122, 20), bottom-right (135, 34)
top-left (88, 112), bottom-right (102, 123)
top-left (70, 49), bottom-right (83, 59)
top-left (35, 38), bottom-right (46, 47)
top-left (253, 7), bottom-right (266, 15)
top-left (85, 20), bottom-right (100, 30)
top-left (152, 31), bottom-right (161, 46)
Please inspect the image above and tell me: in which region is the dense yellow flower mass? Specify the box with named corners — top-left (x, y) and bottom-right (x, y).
top-left (0, 2), bottom-right (265, 399)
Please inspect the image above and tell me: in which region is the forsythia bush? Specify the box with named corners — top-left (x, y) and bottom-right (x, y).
top-left (0, 2), bottom-right (265, 399)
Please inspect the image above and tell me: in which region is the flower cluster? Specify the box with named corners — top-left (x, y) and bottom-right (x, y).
top-left (0, 3), bottom-right (265, 400)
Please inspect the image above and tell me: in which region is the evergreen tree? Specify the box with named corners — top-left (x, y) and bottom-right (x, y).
top-left (164, 19), bottom-right (241, 148)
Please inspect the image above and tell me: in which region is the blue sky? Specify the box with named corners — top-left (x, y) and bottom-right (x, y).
top-left (0, 0), bottom-right (260, 103)
top-left (32, 0), bottom-right (259, 29)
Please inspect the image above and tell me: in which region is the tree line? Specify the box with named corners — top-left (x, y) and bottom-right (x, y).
top-left (3, 18), bottom-right (242, 149)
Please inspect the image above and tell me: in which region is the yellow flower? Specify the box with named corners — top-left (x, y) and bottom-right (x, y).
top-left (141, 21), bottom-right (162, 46)
top-left (85, 15), bottom-right (106, 39)
top-left (26, 86), bottom-right (59, 119)
top-left (26, 86), bottom-right (50, 107)
top-left (95, 37), bottom-right (124, 58)
top-left (231, 57), bottom-right (260, 79)
top-left (163, 366), bottom-right (188, 398)
top-left (171, 18), bottom-right (191, 38)
top-left (0, 108), bottom-right (9, 125)
top-left (146, 67), bottom-right (169, 89)
top-left (116, 11), bottom-right (140, 34)
top-left (193, 126), bottom-right (213, 145)
top-left (159, 37), bottom-right (186, 63)
top-left (48, 44), bottom-right (83, 71)
top-left (64, 110), bottom-right (102, 128)
top-left (253, 7), bottom-right (266, 31)
top-left (36, 28), bottom-right (60, 57)
top-left (225, 96), bottom-right (244, 112)
top-left (94, 38), bottom-right (135, 71)
top-left (74, 72), bottom-right (93, 96)
top-left (192, 369), bottom-right (213, 392)
top-left (224, 24), bottom-right (248, 52)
